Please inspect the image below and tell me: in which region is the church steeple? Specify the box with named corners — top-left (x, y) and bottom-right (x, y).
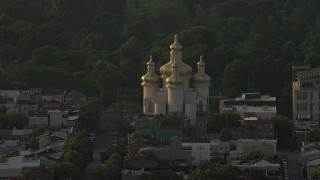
top-left (166, 58), bottom-right (184, 86)
top-left (192, 55), bottom-right (211, 84)
top-left (141, 55), bottom-right (160, 85)
top-left (170, 33), bottom-right (182, 51)
top-left (160, 34), bottom-right (192, 79)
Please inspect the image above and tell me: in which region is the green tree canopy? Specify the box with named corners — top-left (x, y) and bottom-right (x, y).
top-left (53, 162), bottom-right (82, 180)
top-left (139, 170), bottom-right (184, 180)
top-left (78, 96), bottom-right (100, 130)
top-left (274, 116), bottom-right (294, 149)
top-left (208, 113), bottom-right (241, 132)
top-left (189, 161), bottom-right (241, 180)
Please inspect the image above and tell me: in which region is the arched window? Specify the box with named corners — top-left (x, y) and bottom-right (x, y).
top-left (199, 101), bottom-right (203, 112)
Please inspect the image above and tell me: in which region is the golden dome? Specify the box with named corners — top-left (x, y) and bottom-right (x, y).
top-left (193, 74), bottom-right (211, 83)
top-left (160, 60), bottom-right (192, 77)
top-left (160, 34), bottom-right (192, 77)
top-left (197, 55), bottom-right (206, 67)
top-left (141, 73), bottom-right (160, 84)
top-left (147, 59), bottom-right (155, 66)
top-left (170, 34), bottom-right (182, 51)
top-left (193, 56), bottom-right (211, 84)
top-left (141, 56), bottom-right (160, 84)
top-left (166, 59), bottom-right (184, 85)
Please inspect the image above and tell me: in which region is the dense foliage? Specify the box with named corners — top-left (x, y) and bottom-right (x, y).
top-left (139, 170), bottom-right (184, 180)
top-left (0, 0), bottom-right (319, 114)
top-left (60, 132), bottom-right (93, 169)
top-left (92, 153), bottom-right (124, 180)
top-left (189, 161), bottom-right (267, 180)
top-left (274, 116), bottom-right (294, 149)
top-left (0, 113), bottom-right (27, 128)
top-left (208, 113), bottom-right (241, 132)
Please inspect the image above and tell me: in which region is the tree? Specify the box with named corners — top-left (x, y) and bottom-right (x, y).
top-left (78, 97), bottom-right (100, 130)
top-left (139, 170), bottom-right (184, 180)
top-left (220, 128), bottom-right (232, 141)
top-left (161, 113), bottom-right (184, 128)
top-left (6, 113), bottom-right (28, 128)
top-left (29, 45), bottom-right (60, 66)
top-left (92, 59), bottom-right (125, 94)
top-left (222, 59), bottom-right (249, 96)
top-left (250, 56), bottom-right (289, 97)
top-left (62, 150), bottom-right (85, 169)
top-left (243, 169), bottom-right (267, 180)
top-left (310, 127), bottom-right (320, 142)
top-left (93, 153), bottom-right (123, 180)
top-left (63, 132), bottom-right (93, 166)
top-left (189, 161), bottom-right (241, 180)
top-left (48, 0), bottom-right (95, 28)
top-left (208, 113), bottom-right (241, 132)
top-left (100, 137), bottom-right (128, 162)
top-left (80, 33), bottom-right (108, 53)
top-left (19, 169), bottom-right (39, 180)
top-left (53, 162), bottom-right (82, 180)
top-left (274, 116), bottom-right (294, 149)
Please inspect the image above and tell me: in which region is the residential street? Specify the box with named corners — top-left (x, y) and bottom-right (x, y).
top-left (278, 150), bottom-right (302, 180)
top-left (82, 126), bottom-right (111, 180)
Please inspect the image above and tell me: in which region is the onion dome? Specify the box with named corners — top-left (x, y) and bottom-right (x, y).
top-left (166, 58), bottom-right (184, 86)
top-left (193, 55), bottom-right (211, 84)
top-left (170, 34), bottom-right (182, 51)
top-left (160, 34), bottom-right (192, 77)
top-left (141, 56), bottom-right (160, 84)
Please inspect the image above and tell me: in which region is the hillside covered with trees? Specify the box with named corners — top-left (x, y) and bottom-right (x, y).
top-left (0, 0), bottom-right (319, 116)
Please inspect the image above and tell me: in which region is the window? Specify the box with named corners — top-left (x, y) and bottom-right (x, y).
top-left (297, 92), bottom-right (308, 99)
top-left (199, 101), bottom-right (203, 112)
top-left (302, 82), bottom-right (313, 88)
top-left (297, 103), bottom-right (308, 111)
top-left (148, 101), bottom-right (153, 113)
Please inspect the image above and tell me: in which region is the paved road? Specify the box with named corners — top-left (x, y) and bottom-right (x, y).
top-left (278, 150), bottom-right (302, 180)
top-left (82, 126), bottom-right (110, 180)
top-left (286, 151), bottom-right (302, 180)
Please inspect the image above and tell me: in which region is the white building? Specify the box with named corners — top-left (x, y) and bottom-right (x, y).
top-left (232, 139), bottom-right (277, 159)
top-left (292, 66), bottom-right (320, 131)
top-left (0, 156), bottom-right (40, 178)
top-left (29, 110), bottom-right (68, 127)
top-left (141, 34), bottom-right (211, 125)
top-left (182, 142), bottom-right (211, 166)
top-left (210, 139), bottom-right (231, 155)
top-left (219, 92), bottom-right (276, 119)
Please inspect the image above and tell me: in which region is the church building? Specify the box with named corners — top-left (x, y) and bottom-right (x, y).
top-left (141, 34), bottom-right (211, 125)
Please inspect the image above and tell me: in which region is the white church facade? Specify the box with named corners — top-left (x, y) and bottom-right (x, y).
top-left (141, 34), bottom-right (211, 125)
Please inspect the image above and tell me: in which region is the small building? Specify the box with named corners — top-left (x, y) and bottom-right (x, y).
top-left (65, 90), bottom-right (86, 108)
top-left (0, 156), bottom-right (40, 179)
top-left (182, 142), bottom-right (211, 166)
top-left (220, 92), bottom-right (276, 119)
top-left (231, 139), bottom-right (277, 159)
top-left (38, 132), bottom-right (68, 149)
top-left (243, 117), bottom-right (275, 139)
top-left (235, 159), bottom-right (280, 177)
top-left (123, 136), bottom-right (192, 180)
top-left (210, 139), bottom-right (231, 155)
